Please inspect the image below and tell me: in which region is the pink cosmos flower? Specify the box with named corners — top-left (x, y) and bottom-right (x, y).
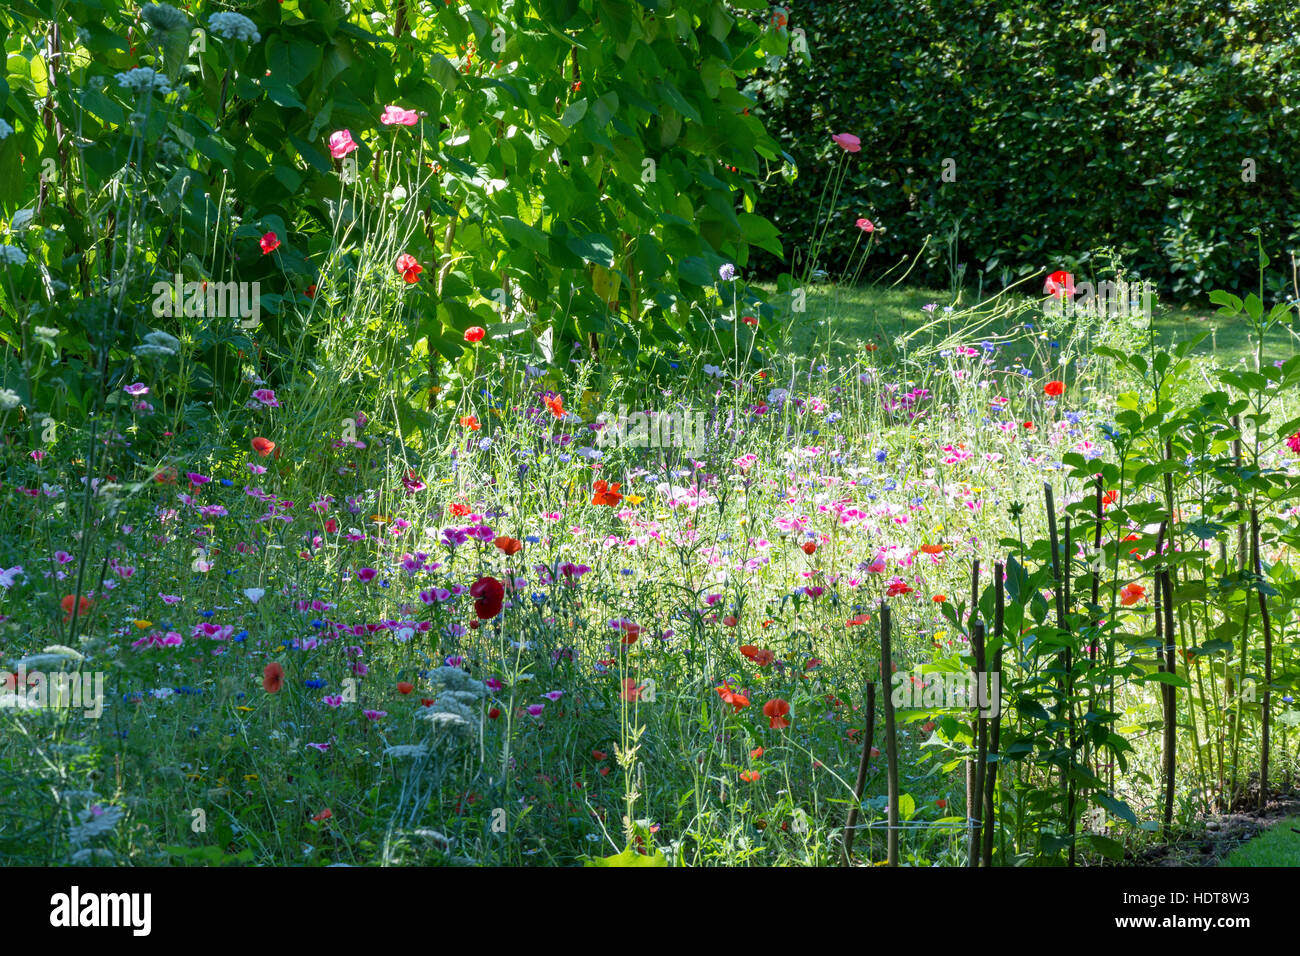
top-left (328, 129), bottom-right (358, 158)
top-left (380, 105), bottom-right (420, 126)
top-left (832, 132), bottom-right (861, 153)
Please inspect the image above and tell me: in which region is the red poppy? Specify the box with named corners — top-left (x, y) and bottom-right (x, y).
top-left (488, 707), bottom-right (501, 719)
top-left (60, 594), bottom-right (92, 622)
top-left (936, 798), bottom-right (948, 809)
top-left (263, 661), bottom-right (285, 693)
top-left (592, 749), bottom-right (608, 761)
top-left (716, 684), bottom-right (750, 713)
top-left (464, 326), bottom-right (485, 343)
top-left (616, 620), bottom-right (641, 644)
top-left (932, 594), bottom-right (947, 603)
top-left (396, 253), bottom-right (422, 284)
top-left (886, 579), bottom-right (913, 597)
top-left (459, 415), bottom-right (480, 430)
top-left (493, 535), bottom-right (523, 555)
top-left (846, 613), bottom-right (872, 626)
top-left (1044, 270), bottom-right (1073, 298)
top-left (740, 770), bottom-right (761, 783)
top-left (802, 541), bottom-right (817, 555)
top-left (1044, 380), bottom-right (1065, 397)
top-left (251, 436), bottom-right (276, 457)
top-left (620, 678), bottom-right (644, 702)
top-left (591, 480), bottom-right (623, 506)
top-left (920, 543), bottom-right (945, 555)
top-left (470, 575), bottom-right (505, 619)
top-left (312, 808), bottom-right (332, 822)
top-left (449, 502), bottom-right (471, 517)
top-left (259, 232), bottom-right (280, 254)
top-left (1022, 421), bottom-right (1035, 430)
top-left (544, 394), bottom-right (565, 418)
top-left (763, 698), bottom-right (791, 729)
top-left (397, 681), bottom-right (414, 695)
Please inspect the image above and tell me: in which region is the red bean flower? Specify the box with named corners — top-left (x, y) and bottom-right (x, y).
top-left (259, 232), bottom-right (280, 255)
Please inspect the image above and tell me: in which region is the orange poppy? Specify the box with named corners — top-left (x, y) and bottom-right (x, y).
top-left (591, 480), bottom-right (623, 506)
top-left (544, 394), bottom-right (565, 418)
top-left (459, 415), bottom-right (480, 431)
top-left (740, 770), bottom-right (761, 783)
top-left (763, 698), bottom-right (791, 729)
top-left (263, 661), bottom-right (285, 693)
top-left (251, 436), bottom-right (276, 457)
top-left (920, 543), bottom-right (945, 555)
top-left (493, 535), bottom-right (523, 555)
top-left (312, 808), bottom-right (333, 822)
top-left (397, 681), bottom-right (414, 695)
top-left (1120, 583), bottom-right (1146, 606)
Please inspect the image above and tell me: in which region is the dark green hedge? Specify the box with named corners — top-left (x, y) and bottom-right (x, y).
top-left (745, 0), bottom-right (1300, 299)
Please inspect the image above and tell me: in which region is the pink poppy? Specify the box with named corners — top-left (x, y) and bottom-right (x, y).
top-left (328, 129), bottom-right (358, 158)
top-left (380, 105), bottom-right (420, 126)
top-left (832, 132), bottom-right (861, 153)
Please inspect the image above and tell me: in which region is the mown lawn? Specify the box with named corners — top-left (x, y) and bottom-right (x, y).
top-left (1221, 817), bottom-right (1300, 867)
top-left (757, 281), bottom-right (1298, 367)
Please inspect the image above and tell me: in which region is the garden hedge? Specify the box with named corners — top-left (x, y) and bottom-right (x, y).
top-left (747, 0), bottom-right (1300, 300)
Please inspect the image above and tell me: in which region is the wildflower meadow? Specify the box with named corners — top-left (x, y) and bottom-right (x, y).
top-left (2, 0), bottom-right (1300, 913)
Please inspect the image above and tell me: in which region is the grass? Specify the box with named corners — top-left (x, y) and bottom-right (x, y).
top-left (1221, 817), bottom-right (1300, 866)
top-left (758, 281), bottom-right (1300, 367)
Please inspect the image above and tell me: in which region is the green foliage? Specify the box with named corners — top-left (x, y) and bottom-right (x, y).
top-left (748, 0), bottom-right (1300, 299)
top-left (0, 0), bottom-right (786, 432)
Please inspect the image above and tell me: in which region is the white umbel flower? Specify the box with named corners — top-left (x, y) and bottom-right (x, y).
top-left (208, 12), bottom-right (261, 43)
top-left (141, 2), bottom-right (189, 33)
top-left (115, 67), bottom-right (172, 96)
